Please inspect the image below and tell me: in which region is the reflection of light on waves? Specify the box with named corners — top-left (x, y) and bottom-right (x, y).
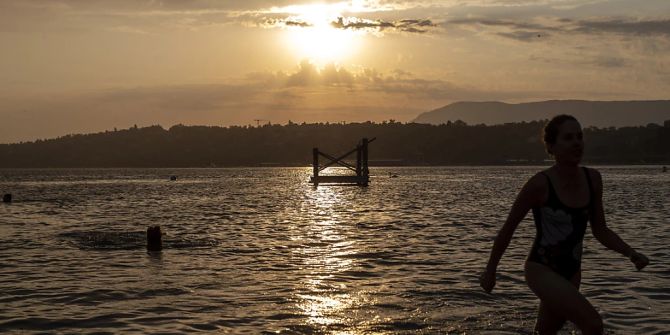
top-left (295, 185), bottom-right (362, 328)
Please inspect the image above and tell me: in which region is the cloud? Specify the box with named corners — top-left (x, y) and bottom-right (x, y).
top-left (255, 16), bottom-right (312, 28)
top-left (106, 25), bottom-right (150, 35)
top-left (284, 19), bottom-right (311, 27)
top-left (591, 56), bottom-right (627, 68)
top-left (446, 16), bottom-right (670, 38)
top-left (247, 15), bottom-right (437, 35)
top-left (0, 1), bottom-right (405, 32)
top-left (572, 18), bottom-right (670, 36)
top-left (0, 0), bottom-right (305, 12)
top-left (496, 30), bottom-right (545, 41)
top-left (330, 17), bottom-right (436, 34)
top-left (529, 54), bottom-right (629, 69)
top-left (247, 61), bottom-right (484, 97)
top-left (5, 0), bottom-right (666, 40)
top-left (443, 17), bottom-right (561, 43)
top-left (0, 62), bottom-right (560, 143)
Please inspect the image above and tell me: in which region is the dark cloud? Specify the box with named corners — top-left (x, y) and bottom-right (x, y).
top-left (331, 17), bottom-right (393, 30)
top-left (591, 56), bottom-right (627, 68)
top-left (241, 14), bottom-right (436, 34)
top-left (446, 18), bottom-right (548, 30)
top-left (330, 16), bottom-right (436, 34)
top-left (573, 19), bottom-right (670, 36)
top-left (398, 19), bottom-right (434, 27)
top-left (444, 17), bottom-right (670, 43)
top-left (0, 0), bottom-right (324, 12)
top-left (284, 20), bottom-right (311, 27)
top-left (11, 0), bottom-right (666, 39)
top-left (234, 12), bottom-right (439, 34)
top-left (444, 17), bottom-right (560, 42)
top-left (259, 17), bottom-right (312, 28)
top-left (529, 54), bottom-right (630, 69)
top-left (496, 31), bottom-right (546, 41)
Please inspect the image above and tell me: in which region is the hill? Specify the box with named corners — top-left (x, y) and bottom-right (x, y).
top-left (413, 100), bottom-right (670, 127)
top-left (0, 121), bottom-right (668, 167)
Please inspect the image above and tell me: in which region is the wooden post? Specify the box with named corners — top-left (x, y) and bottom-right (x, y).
top-left (356, 144), bottom-right (362, 178)
top-left (147, 226), bottom-right (162, 251)
top-left (362, 138), bottom-right (369, 177)
top-left (313, 148), bottom-right (319, 186)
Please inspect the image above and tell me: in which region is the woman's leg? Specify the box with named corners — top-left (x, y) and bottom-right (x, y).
top-left (525, 262), bottom-right (603, 335)
top-left (533, 271), bottom-right (581, 334)
top-left (535, 302), bottom-right (565, 335)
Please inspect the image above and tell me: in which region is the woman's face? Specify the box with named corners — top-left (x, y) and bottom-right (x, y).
top-left (550, 120), bottom-right (584, 164)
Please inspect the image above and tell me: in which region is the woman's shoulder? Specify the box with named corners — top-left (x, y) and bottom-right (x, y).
top-left (525, 171), bottom-right (550, 193)
top-left (519, 171), bottom-right (550, 207)
top-left (582, 166), bottom-right (603, 190)
top-left (529, 168), bottom-right (551, 183)
top-left (582, 166), bottom-right (602, 180)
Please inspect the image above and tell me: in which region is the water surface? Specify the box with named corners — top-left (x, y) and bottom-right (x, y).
top-left (0, 167), bottom-right (668, 334)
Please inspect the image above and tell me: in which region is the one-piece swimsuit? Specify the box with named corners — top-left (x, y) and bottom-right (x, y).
top-left (528, 167), bottom-right (594, 279)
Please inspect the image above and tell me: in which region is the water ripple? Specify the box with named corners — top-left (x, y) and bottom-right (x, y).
top-left (0, 166), bottom-right (668, 334)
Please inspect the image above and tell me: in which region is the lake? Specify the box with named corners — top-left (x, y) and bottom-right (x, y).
top-left (0, 167), bottom-right (668, 334)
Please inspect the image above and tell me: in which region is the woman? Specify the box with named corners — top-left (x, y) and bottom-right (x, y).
top-left (480, 115), bottom-right (649, 335)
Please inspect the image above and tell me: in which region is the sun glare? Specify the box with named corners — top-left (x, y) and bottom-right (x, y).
top-left (280, 4), bottom-right (362, 65)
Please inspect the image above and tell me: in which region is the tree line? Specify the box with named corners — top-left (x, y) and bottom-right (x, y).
top-left (0, 120), bottom-right (668, 167)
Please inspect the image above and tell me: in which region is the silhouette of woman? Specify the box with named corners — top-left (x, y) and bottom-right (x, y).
top-left (480, 115), bottom-right (649, 335)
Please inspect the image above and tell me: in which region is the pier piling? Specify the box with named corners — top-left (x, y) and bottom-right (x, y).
top-left (147, 226), bottom-right (162, 251)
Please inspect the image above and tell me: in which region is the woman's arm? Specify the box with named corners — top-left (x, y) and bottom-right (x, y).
top-left (481, 173), bottom-right (545, 292)
top-left (588, 168), bottom-right (649, 270)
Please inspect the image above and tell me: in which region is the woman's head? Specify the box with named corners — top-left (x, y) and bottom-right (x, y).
top-left (543, 114), bottom-right (584, 164)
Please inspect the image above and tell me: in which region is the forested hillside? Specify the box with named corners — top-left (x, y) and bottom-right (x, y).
top-left (1, 120), bottom-right (668, 167)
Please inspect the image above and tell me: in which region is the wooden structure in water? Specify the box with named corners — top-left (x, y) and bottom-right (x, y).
top-left (310, 137), bottom-right (376, 186)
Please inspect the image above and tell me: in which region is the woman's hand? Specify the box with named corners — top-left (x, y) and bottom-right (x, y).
top-left (480, 268), bottom-right (496, 293)
top-left (629, 250), bottom-right (649, 271)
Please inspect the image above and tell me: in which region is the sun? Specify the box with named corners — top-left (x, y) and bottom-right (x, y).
top-left (280, 4), bottom-right (361, 65)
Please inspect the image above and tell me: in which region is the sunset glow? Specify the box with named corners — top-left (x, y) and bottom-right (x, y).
top-left (280, 4), bottom-right (362, 65)
top-left (1, 1), bottom-right (669, 143)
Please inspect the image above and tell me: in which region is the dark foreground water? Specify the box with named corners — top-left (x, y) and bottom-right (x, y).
top-left (0, 167), bottom-right (668, 334)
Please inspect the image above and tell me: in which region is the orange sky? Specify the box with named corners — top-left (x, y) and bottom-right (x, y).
top-left (1, 0), bottom-right (670, 143)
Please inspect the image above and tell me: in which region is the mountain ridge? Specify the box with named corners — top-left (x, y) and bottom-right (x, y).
top-left (413, 100), bottom-right (670, 127)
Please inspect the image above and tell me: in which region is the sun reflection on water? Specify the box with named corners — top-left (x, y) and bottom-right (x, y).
top-left (293, 184), bottom-right (368, 331)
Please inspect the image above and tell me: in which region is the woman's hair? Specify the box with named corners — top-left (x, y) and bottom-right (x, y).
top-left (543, 114), bottom-right (577, 155)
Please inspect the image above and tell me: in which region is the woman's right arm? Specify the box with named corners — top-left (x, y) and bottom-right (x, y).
top-left (480, 173), bottom-right (545, 293)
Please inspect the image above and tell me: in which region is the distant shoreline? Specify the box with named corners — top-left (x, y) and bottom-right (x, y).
top-left (0, 163), bottom-right (667, 169)
top-left (1, 121), bottom-right (668, 168)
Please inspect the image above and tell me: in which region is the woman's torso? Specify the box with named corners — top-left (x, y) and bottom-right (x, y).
top-left (527, 167), bottom-right (594, 279)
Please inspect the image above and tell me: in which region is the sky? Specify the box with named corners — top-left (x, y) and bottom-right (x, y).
top-left (1, 0), bottom-right (669, 143)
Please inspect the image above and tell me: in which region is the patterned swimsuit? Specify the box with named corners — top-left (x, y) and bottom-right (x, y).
top-left (528, 167), bottom-right (594, 279)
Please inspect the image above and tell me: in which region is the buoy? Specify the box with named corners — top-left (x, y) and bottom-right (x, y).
top-left (147, 226), bottom-right (162, 251)
top-left (663, 166), bottom-right (667, 173)
top-left (170, 176), bottom-right (177, 181)
top-left (2, 193), bottom-right (11, 203)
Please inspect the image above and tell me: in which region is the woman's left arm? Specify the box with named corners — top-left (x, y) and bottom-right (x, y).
top-left (589, 168), bottom-right (649, 270)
